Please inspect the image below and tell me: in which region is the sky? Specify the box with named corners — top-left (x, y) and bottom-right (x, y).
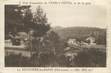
top-left (31, 4), bottom-right (107, 28)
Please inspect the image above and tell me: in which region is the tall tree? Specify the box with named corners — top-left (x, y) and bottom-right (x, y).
top-left (23, 6), bottom-right (51, 53)
top-left (32, 6), bottom-right (50, 37)
top-left (23, 6), bottom-right (50, 36)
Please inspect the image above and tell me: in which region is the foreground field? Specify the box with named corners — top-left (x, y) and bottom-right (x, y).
top-left (5, 44), bottom-right (106, 67)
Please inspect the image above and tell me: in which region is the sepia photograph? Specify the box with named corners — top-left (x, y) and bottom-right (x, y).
top-left (5, 4), bottom-right (106, 67)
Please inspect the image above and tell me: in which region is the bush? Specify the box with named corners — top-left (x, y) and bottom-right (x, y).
top-left (74, 48), bottom-right (106, 67)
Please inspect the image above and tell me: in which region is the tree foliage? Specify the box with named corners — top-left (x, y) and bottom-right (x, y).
top-left (5, 5), bottom-right (50, 37)
top-left (23, 6), bottom-right (50, 37)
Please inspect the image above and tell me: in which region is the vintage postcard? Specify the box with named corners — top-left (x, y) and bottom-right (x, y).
top-left (0, 0), bottom-right (111, 73)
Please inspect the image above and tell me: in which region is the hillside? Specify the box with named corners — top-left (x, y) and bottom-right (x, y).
top-left (52, 27), bottom-right (106, 44)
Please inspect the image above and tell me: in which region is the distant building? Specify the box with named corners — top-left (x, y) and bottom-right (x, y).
top-left (86, 36), bottom-right (96, 45)
top-left (67, 38), bottom-right (79, 47)
top-left (6, 32), bottom-right (28, 46)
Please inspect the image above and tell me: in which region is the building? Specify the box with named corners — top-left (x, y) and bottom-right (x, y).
top-left (67, 38), bottom-right (79, 47)
top-left (86, 36), bottom-right (96, 45)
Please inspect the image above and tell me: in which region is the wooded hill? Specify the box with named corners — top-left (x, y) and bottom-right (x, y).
top-left (53, 27), bottom-right (106, 45)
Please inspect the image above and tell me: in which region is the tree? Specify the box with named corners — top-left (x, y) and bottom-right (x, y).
top-left (5, 5), bottom-right (20, 35)
top-left (22, 6), bottom-right (33, 32)
top-left (23, 6), bottom-right (51, 53)
top-left (23, 6), bottom-right (50, 36)
top-left (32, 6), bottom-right (50, 37)
top-left (48, 31), bottom-right (62, 54)
top-left (5, 5), bottom-right (30, 39)
top-left (40, 30), bottom-right (63, 56)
